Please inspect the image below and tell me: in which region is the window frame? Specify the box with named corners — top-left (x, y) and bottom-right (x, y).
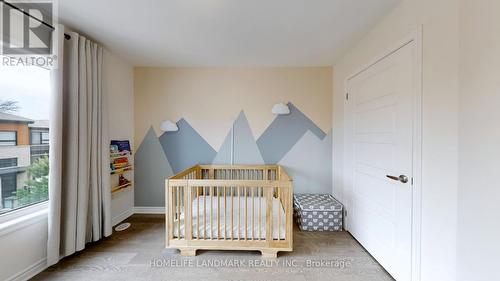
top-left (0, 62), bottom-right (51, 226)
top-left (0, 158), bottom-right (18, 168)
top-left (41, 131), bottom-right (49, 145)
top-left (0, 173), bottom-right (18, 203)
top-left (0, 105), bottom-right (50, 221)
top-left (0, 200), bottom-right (48, 226)
top-left (0, 131), bottom-right (18, 146)
top-left (30, 129), bottom-right (50, 145)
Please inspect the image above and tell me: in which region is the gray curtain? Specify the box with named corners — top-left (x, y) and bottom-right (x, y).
top-left (48, 27), bottom-right (111, 266)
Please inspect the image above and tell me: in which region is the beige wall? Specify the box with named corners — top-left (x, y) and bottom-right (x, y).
top-left (458, 0), bottom-right (500, 280)
top-left (134, 67), bottom-right (332, 149)
top-left (332, 0), bottom-right (459, 280)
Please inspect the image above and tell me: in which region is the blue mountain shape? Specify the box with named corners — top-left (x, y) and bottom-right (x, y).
top-left (257, 102), bottom-right (326, 164)
top-left (159, 118), bottom-right (217, 174)
top-left (279, 129), bottom-right (332, 194)
top-left (135, 127), bottom-right (174, 207)
top-left (212, 111), bottom-right (264, 165)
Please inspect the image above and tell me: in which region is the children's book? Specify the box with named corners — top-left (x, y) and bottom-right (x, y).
top-left (111, 140), bottom-right (131, 153)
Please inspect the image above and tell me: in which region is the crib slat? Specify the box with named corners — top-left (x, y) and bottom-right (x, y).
top-left (197, 186), bottom-right (200, 240)
top-left (265, 188), bottom-right (272, 242)
top-left (231, 187), bottom-right (234, 240)
top-left (258, 187), bottom-right (262, 240)
top-left (204, 186), bottom-right (207, 240)
top-left (167, 183), bottom-right (172, 243)
top-left (224, 186), bottom-right (227, 239)
top-left (210, 186), bottom-right (213, 239)
top-left (252, 187), bottom-right (255, 240)
top-left (245, 186), bottom-right (248, 240)
top-left (177, 186), bottom-right (181, 240)
top-left (217, 186), bottom-right (221, 240)
top-left (277, 187), bottom-right (281, 240)
top-left (185, 185), bottom-right (192, 240)
top-left (286, 186), bottom-right (292, 241)
top-left (238, 187), bottom-right (241, 240)
top-left (172, 186), bottom-right (177, 239)
top-left (283, 186), bottom-right (288, 241)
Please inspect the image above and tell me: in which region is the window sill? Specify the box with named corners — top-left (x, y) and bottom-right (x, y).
top-left (0, 202), bottom-right (48, 237)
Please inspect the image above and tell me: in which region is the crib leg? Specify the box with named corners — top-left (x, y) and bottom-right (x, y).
top-left (261, 249), bottom-right (278, 259)
top-left (180, 248), bottom-right (197, 256)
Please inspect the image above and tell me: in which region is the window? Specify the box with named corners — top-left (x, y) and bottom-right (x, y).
top-left (0, 131), bottom-right (17, 146)
top-left (30, 129), bottom-right (49, 145)
top-left (1, 174), bottom-right (18, 210)
top-left (31, 146), bottom-right (50, 163)
top-left (0, 65), bottom-right (51, 215)
top-left (0, 158), bottom-right (18, 168)
top-left (31, 131), bottom-right (41, 144)
top-left (41, 132), bottom-right (49, 144)
top-left (30, 129), bottom-right (50, 162)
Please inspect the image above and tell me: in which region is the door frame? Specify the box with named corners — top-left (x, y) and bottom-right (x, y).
top-left (343, 27), bottom-right (423, 281)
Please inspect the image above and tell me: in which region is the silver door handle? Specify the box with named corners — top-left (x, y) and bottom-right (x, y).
top-left (386, 174), bottom-right (408, 183)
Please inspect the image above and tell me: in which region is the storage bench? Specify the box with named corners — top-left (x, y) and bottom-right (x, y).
top-left (293, 194), bottom-right (343, 231)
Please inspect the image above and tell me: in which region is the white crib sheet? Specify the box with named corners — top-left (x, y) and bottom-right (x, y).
top-left (173, 196), bottom-right (286, 239)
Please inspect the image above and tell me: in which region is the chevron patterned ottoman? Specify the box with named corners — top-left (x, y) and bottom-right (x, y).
top-left (293, 194), bottom-right (343, 231)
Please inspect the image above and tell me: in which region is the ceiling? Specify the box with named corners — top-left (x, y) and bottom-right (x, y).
top-left (58, 0), bottom-right (400, 66)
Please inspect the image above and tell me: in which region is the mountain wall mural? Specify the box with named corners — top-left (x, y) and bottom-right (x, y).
top-left (278, 130), bottom-right (332, 194)
top-left (135, 103), bottom-right (332, 207)
top-left (257, 102), bottom-right (326, 164)
top-left (212, 111), bottom-right (264, 165)
top-left (134, 127), bottom-right (174, 207)
top-left (158, 118), bottom-right (217, 174)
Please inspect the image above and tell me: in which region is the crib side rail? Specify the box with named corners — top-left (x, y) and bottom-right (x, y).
top-left (169, 165), bottom-right (201, 180)
top-left (166, 178), bottom-right (293, 251)
top-left (198, 165), bottom-right (280, 181)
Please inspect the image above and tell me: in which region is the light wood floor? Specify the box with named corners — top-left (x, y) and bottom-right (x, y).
top-left (33, 214), bottom-right (393, 281)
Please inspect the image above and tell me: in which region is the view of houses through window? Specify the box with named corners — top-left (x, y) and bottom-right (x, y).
top-left (0, 66), bottom-right (51, 214)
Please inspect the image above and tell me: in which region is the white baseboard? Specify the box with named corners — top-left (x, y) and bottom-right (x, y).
top-left (134, 207), bottom-right (165, 214)
top-left (7, 258), bottom-right (47, 281)
top-left (112, 208), bottom-right (134, 226)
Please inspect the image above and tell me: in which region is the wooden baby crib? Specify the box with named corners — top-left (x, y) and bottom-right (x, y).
top-left (166, 165), bottom-right (293, 258)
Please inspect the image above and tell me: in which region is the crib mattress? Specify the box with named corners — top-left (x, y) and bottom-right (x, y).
top-left (173, 196), bottom-right (286, 239)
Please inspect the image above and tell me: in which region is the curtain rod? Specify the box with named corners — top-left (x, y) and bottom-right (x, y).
top-left (1, 0), bottom-right (71, 40)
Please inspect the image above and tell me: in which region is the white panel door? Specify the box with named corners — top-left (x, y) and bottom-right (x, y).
top-left (346, 41), bottom-right (416, 281)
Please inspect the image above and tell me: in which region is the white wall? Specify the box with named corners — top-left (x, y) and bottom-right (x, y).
top-left (333, 0), bottom-right (459, 280)
top-left (103, 49), bottom-right (135, 225)
top-left (457, 0), bottom-right (500, 280)
top-left (0, 209), bottom-right (48, 281)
